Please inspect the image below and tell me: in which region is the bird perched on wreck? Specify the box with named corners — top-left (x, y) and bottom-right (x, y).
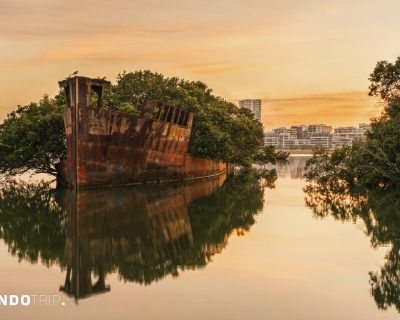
top-left (66, 70), bottom-right (79, 79)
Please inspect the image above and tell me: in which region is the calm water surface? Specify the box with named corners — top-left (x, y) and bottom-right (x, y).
top-left (0, 155), bottom-right (399, 319)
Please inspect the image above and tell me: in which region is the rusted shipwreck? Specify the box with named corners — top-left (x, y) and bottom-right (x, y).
top-left (56, 76), bottom-right (230, 188)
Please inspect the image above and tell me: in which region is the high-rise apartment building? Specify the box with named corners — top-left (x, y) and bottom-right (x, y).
top-left (239, 99), bottom-right (261, 122)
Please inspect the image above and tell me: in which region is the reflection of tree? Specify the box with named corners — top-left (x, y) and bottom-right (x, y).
top-left (303, 183), bottom-right (366, 223)
top-left (257, 168), bottom-right (278, 189)
top-left (262, 156), bottom-right (307, 180)
top-left (303, 181), bottom-right (400, 312)
top-left (116, 170), bottom-right (274, 284)
top-left (0, 170), bottom-right (276, 300)
top-left (0, 180), bottom-right (66, 267)
top-left (186, 170), bottom-right (269, 264)
top-left (369, 246), bottom-right (400, 312)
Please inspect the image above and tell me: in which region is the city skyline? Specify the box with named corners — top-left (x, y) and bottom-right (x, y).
top-left (264, 121), bottom-right (370, 132)
top-left (264, 122), bottom-right (371, 149)
top-left (1, 0), bottom-right (398, 127)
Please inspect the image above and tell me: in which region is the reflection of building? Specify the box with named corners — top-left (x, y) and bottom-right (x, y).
top-left (239, 99), bottom-right (261, 122)
top-left (262, 156), bottom-right (309, 180)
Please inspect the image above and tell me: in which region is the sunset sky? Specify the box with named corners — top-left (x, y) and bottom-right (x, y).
top-left (1, 0), bottom-right (399, 129)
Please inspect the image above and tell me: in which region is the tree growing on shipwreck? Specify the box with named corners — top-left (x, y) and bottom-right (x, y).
top-left (0, 71), bottom-right (273, 181)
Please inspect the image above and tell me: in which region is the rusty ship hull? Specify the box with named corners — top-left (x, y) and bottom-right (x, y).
top-left (55, 76), bottom-right (230, 188)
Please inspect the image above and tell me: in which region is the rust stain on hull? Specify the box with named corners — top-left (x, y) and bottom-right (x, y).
top-left (56, 76), bottom-right (232, 188)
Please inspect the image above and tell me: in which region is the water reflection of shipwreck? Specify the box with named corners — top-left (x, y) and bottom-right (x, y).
top-left (58, 174), bottom-right (226, 301)
top-left (56, 76), bottom-right (231, 188)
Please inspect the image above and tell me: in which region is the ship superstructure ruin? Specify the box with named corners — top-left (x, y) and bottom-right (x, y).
top-left (55, 76), bottom-right (229, 188)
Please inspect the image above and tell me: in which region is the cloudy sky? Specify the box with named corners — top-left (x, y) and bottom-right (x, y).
top-left (1, 0), bottom-right (399, 129)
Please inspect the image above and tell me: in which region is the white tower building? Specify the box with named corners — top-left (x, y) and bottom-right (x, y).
top-left (239, 99), bottom-right (261, 122)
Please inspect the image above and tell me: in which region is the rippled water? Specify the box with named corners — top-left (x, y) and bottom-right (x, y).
top-left (0, 155), bottom-right (398, 319)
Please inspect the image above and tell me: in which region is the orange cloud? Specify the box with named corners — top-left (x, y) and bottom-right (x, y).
top-left (258, 91), bottom-right (380, 129)
top-left (184, 63), bottom-right (269, 76)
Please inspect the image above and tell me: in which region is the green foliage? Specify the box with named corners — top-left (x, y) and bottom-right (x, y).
top-left (0, 95), bottom-right (66, 179)
top-left (352, 98), bottom-right (400, 187)
top-left (369, 56), bottom-right (400, 100)
top-left (304, 146), bottom-right (355, 190)
top-left (254, 145), bottom-right (277, 166)
top-left (305, 56), bottom-right (400, 190)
